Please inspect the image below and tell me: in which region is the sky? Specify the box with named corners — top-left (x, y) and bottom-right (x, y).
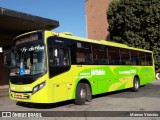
top-left (0, 0), bottom-right (86, 37)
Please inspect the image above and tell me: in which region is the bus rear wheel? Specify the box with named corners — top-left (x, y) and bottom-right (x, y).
top-left (75, 83), bottom-right (87, 105)
top-left (131, 77), bottom-right (140, 92)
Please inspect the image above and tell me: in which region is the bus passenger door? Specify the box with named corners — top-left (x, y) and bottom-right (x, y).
top-left (47, 36), bottom-right (71, 102)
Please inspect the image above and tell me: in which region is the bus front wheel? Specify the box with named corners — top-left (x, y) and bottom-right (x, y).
top-left (75, 83), bottom-right (87, 105)
top-left (131, 77), bottom-right (140, 92)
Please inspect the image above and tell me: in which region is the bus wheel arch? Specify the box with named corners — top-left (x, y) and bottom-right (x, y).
top-left (131, 75), bottom-right (140, 92)
top-left (75, 79), bottom-right (92, 105)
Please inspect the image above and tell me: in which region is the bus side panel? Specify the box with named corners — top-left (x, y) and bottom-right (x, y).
top-left (139, 66), bottom-right (155, 85)
top-left (71, 65), bottom-right (116, 96)
top-left (48, 65), bottom-right (155, 103)
top-left (73, 65), bottom-right (99, 96)
top-left (110, 65), bottom-right (155, 92)
top-left (108, 66), bottom-right (135, 91)
top-left (73, 65), bottom-right (130, 95)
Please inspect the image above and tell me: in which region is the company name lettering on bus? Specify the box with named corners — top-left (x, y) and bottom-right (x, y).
top-left (119, 69), bottom-right (136, 75)
top-left (21, 45), bottom-right (44, 52)
top-left (91, 69), bottom-right (105, 76)
top-left (16, 35), bottom-right (38, 45)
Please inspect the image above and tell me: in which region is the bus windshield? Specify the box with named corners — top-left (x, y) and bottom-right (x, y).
top-left (10, 44), bottom-right (46, 76)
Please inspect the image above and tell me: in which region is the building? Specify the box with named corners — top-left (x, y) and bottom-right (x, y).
top-left (85, 0), bottom-right (112, 40)
top-left (0, 7), bottom-right (59, 86)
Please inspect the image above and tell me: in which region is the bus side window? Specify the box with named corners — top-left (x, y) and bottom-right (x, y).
top-left (120, 48), bottom-right (130, 65)
top-left (92, 44), bottom-right (108, 65)
top-left (56, 48), bottom-right (64, 65)
top-left (108, 47), bottom-right (120, 65)
top-left (49, 46), bottom-right (60, 65)
top-left (70, 40), bottom-right (93, 65)
top-left (139, 52), bottom-right (146, 65)
top-left (130, 50), bottom-right (139, 65)
top-left (146, 53), bottom-right (152, 66)
top-left (49, 46), bottom-right (70, 66)
top-left (49, 46), bottom-right (55, 65)
top-left (70, 41), bottom-right (77, 64)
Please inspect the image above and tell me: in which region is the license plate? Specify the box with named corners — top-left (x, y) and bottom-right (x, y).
top-left (15, 94), bottom-right (23, 99)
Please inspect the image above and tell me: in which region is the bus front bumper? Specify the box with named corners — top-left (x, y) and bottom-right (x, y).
top-left (9, 86), bottom-right (51, 103)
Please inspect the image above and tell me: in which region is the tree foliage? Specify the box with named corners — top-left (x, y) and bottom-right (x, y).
top-left (107, 0), bottom-right (160, 66)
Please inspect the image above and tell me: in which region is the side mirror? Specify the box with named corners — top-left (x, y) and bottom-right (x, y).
top-left (3, 51), bottom-right (11, 68)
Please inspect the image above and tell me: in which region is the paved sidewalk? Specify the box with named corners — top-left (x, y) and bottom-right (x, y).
top-left (0, 85), bottom-right (9, 98)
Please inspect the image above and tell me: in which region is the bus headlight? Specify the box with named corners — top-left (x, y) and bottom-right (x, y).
top-left (32, 81), bottom-right (46, 94)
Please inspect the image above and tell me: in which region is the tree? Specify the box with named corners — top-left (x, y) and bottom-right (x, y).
top-left (107, 0), bottom-right (160, 66)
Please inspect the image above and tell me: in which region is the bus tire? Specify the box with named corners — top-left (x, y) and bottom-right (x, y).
top-left (75, 83), bottom-right (87, 105)
top-left (131, 77), bottom-right (140, 92)
top-left (85, 83), bottom-right (92, 102)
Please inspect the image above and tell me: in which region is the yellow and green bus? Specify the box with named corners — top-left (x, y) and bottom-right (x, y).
top-left (7, 30), bottom-right (155, 105)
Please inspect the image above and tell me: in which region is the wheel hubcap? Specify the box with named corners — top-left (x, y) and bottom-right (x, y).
top-left (80, 89), bottom-right (86, 99)
top-left (135, 81), bottom-right (139, 89)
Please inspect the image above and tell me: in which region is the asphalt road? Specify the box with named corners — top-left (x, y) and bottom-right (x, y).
top-left (0, 80), bottom-right (160, 120)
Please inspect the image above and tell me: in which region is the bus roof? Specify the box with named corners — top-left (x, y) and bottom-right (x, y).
top-left (14, 30), bottom-right (152, 53)
top-left (52, 31), bottom-right (152, 53)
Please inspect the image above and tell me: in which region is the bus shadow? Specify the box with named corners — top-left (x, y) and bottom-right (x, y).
top-left (16, 100), bottom-right (74, 109)
top-left (93, 89), bottom-right (128, 99)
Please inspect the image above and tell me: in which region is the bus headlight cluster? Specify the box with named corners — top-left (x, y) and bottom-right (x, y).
top-left (32, 81), bottom-right (46, 94)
